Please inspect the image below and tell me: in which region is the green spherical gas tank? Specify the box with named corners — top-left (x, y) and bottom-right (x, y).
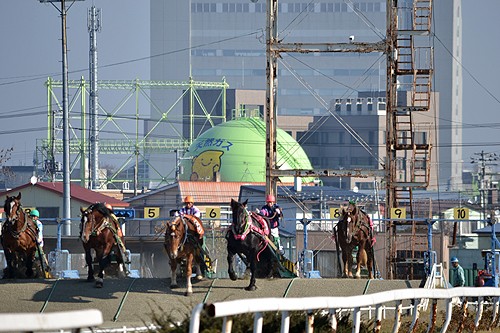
top-left (179, 117), bottom-right (312, 182)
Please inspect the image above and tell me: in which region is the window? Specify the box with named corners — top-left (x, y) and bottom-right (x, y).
top-left (356, 98), bottom-right (363, 112)
top-left (38, 207), bottom-right (59, 219)
top-left (335, 99), bottom-right (341, 112)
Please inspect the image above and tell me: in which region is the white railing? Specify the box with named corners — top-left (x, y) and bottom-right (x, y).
top-left (189, 287), bottom-right (500, 333)
top-left (0, 309), bottom-right (103, 332)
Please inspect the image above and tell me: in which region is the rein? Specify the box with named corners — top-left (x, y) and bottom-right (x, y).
top-left (231, 209), bottom-right (251, 240)
top-left (5, 204), bottom-right (31, 239)
top-left (167, 216), bottom-right (189, 251)
top-left (83, 208), bottom-right (110, 238)
top-left (231, 208), bottom-right (269, 261)
top-left (345, 208), bottom-right (371, 242)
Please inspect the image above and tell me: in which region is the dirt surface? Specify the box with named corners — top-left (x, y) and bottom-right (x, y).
top-left (0, 277), bottom-right (452, 330)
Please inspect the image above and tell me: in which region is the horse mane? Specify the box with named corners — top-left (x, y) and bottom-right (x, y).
top-left (88, 202), bottom-right (113, 218)
top-left (4, 193), bottom-right (21, 218)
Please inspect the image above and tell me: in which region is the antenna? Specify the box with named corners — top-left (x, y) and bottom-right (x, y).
top-left (88, 5), bottom-right (101, 189)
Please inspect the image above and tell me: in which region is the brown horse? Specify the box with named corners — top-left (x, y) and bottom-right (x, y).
top-left (336, 202), bottom-right (374, 279)
top-left (1, 193), bottom-right (41, 278)
top-left (164, 214), bottom-right (206, 296)
top-left (80, 203), bottom-right (128, 288)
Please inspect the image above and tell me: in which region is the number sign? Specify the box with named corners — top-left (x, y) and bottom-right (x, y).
top-left (454, 207), bottom-right (469, 220)
top-left (206, 207), bottom-right (220, 219)
top-left (144, 207), bottom-right (160, 218)
top-left (390, 207), bottom-right (406, 219)
top-left (329, 207), bottom-right (341, 219)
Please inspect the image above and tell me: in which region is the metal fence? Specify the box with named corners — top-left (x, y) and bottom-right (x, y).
top-left (189, 287), bottom-right (500, 333)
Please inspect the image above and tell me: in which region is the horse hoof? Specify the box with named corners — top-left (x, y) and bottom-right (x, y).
top-left (229, 273), bottom-right (238, 281)
top-left (170, 284), bottom-right (179, 289)
top-left (184, 291), bottom-right (193, 296)
top-left (95, 277), bottom-right (103, 288)
top-left (87, 276), bottom-right (95, 282)
top-left (245, 285), bottom-right (257, 291)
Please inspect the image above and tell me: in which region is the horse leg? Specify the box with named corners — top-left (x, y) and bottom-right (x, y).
top-left (194, 263), bottom-right (203, 280)
top-left (170, 259), bottom-right (178, 289)
top-left (3, 250), bottom-right (13, 279)
top-left (25, 251), bottom-right (35, 278)
top-left (341, 250), bottom-right (350, 278)
top-left (85, 249), bottom-right (95, 282)
top-left (95, 254), bottom-right (111, 288)
top-left (245, 254), bottom-right (257, 291)
top-left (185, 254), bottom-right (194, 296)
top-left (227, 242), bottom-right (238, 281)
top-left (355, 246), bottom-right (367, 279)
top-left (366, 245), bottom-right (374, 279)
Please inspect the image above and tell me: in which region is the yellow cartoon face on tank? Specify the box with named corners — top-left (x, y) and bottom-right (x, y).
top-left (190, 150), bottom-right (224, 181)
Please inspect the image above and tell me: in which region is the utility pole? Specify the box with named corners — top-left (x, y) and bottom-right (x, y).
top-left (88, 5), bottom-right (101, 189)
top-left (39, 0), bottom-right (85, 235)
top-left (471, 151), bottom-right (499, 221)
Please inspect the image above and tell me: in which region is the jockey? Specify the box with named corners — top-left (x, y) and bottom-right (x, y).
top-left (348, 200), bottom-right (376, 245)
top-left (176, 195), bottom-right (205, 239)
top-left (260, 194), bottom-right (284, 254)
top-left (175, 195), bottom-right (208, 268)
top-left (104, 203), bottom-right (129, 263)
top-left (30, 209), bottom-right (44, 254)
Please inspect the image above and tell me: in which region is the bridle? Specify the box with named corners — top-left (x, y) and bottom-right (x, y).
top-left (81, 205), bottom-right (108, 242)
top-left (166, 216), bottom-right (188, 251)
top-left (344, 205), bottom-right (370, 243)
top-left (231, 206), bottom-right (251, 240)
top-left (4, 197), bottom-right (29, 238)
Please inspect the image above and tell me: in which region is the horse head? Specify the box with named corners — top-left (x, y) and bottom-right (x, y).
top-left (230, 198), bottom-right (250, 235)
top-left (164, 215), bottom-right (187, 259)
top-left (80, 203), bottom-right (107, 243)
top-left (80, 206), bottom-right (93, 243)
top-left (4, 192), bottom-right (23, 224)
top-left (340, 202), bottom-right (360, 243)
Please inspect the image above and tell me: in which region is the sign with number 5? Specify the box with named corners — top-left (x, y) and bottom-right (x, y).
top-left (144, 207), bottom-right (160, 218)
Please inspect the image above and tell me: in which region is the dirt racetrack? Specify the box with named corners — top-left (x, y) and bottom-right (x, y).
top-left (0, 277), bottom-right (423, 330)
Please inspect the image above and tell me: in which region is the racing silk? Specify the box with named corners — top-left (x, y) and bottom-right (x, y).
top-left (232, 211), bottom-right (269, 241)
top-left (177, 205), bottom-right (201, 218)
top-left (176, 206), bottom-right (204, 238)
top-left (250, 212), bottom-right (270, 236)
top-left (36, 220), bottom-right (44, 247)
top-left (260, 204), bottom-right (282, 229)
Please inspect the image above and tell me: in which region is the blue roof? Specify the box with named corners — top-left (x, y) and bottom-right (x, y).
top-left (241, 185), bottom-right (368, 202)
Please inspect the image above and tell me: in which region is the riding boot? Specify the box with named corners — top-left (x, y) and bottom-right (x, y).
top-left (273, 236), bottom-right (284, 256)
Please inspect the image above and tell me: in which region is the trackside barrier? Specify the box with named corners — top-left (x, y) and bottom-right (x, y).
top-left (189, 287), bottom-right (500, 333)
top-left (0, 309), bottom-right (103, 332)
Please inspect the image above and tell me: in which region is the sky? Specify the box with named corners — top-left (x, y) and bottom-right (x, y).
top-left (1, 0), bottom-right (499, 172)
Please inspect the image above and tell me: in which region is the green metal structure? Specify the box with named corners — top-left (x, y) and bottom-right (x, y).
top-left (36, 77), bottom-right (228, 190)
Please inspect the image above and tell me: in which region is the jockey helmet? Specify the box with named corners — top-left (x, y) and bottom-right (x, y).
top-left (30, 209), bottom-right (40, 217)
top-left (184, 195), bottom-right (194, 203)
top-left (451, 257), bottom-right (459, 263)
top-left (104, 203), bottom-right (113, 211)
top-left (265, 194), bottom-right (276, 203)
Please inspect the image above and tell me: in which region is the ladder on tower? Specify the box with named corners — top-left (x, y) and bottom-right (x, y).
top-left (388, 0), bottom-right (433, 279)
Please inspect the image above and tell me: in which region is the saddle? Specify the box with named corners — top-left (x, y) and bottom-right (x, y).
top-left (183, 215), bottom-right (205, 238)
top-left (250, 212), bottom-right (270, 236)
